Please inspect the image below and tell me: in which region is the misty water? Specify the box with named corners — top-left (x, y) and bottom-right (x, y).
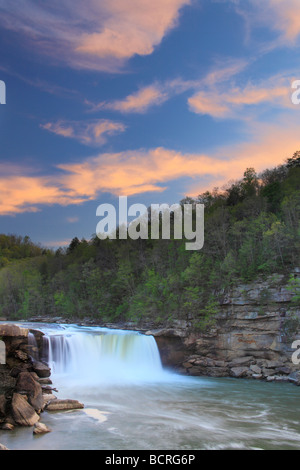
top-left (1, 323), bottom-right (300, 450)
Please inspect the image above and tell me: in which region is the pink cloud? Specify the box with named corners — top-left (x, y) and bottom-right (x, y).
top-left (41, 119), bottom-right (126, 146)
top-left (99, 85), bottom-right (169, 114)
top-left (0, 0), bottom-right (190, 71)
top-left (235, 0), bottom-right (300, 46)
top-left (1, 115), bottom-right (300, 215)
top-left (188, 78), bottom-right (292, 118)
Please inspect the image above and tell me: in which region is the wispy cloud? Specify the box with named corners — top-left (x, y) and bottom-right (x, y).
top-left (232, 0), bottom-right (300, 47)
top-left (1, 113), bottom-right (300, 216)
top-left (0, 173), bottom-right (89, 216)
top-left (86, 59), bottom-right (249, 114)
top-left (188, 75), bottom-right (293, 119)
top-left (40, 119), bottom-right (126, 146)
top-left (0, 65), bottom-right (80, 99)
top-left (0, 0), bottom-right (190, 72)
top-left (44, 239), bottom-right (72, 248)
top-left (90, 84), bottom-right (169, 114)
top-left (66, 216), bottom-right (79, 224)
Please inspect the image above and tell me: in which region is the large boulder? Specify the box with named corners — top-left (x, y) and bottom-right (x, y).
top-left (0, 324), bottom-right (28, 338)
top-left (32, 361), bottom-right (51, 379)
top-left (15, 372), bottom-right (44, 412)
top-left (11, 393), bottom-right (40, 427)
top-left (230, 366), bottom-right (249, 378)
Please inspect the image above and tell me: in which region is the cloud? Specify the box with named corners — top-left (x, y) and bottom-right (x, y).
top-left (256, 0), bottom-right (300, 43)
top-left (66, 217), bottom-right (79, 224)
top-left (41, 119), bottom-right (126, 146)
top-left (1, 112), bottom-right (300, 216)
top-left (0, 0), bottom-right (190, 71)
top-left (232, 0), bottom-right (300, 46)
top-left (94, 84), bottom-right (169, 114)
top-left (0, 174), bottom-right (89, 216)
top-left (85, 59), bottom-right (249, 115)
top-left (44, 239), bottom-right (72, 248)
top-left (188, 76), bottom-right (293, 118)
top-left (186, 117), bottom-right (300, 195)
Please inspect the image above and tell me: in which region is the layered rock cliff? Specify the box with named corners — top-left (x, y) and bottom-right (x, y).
top-left (148, 269), bottom-right (300, 385)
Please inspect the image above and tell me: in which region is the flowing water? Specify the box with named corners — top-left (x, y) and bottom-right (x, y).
top-left (1, 322), bottom-right (300, 450)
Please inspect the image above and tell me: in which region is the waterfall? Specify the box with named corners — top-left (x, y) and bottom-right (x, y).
top-left (28, 332), bottom-right (39, 360)
top-left (41, 326), bottom-right (166, 385)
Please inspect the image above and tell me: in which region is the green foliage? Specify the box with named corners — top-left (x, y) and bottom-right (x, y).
top-left (0, 154), bottom-right (299, 325)
top-left (192, 298), bottom-right (219, 332)
top-left (286, 275), bottom-right (300, 305)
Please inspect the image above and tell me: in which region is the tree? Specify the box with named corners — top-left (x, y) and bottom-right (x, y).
top-left (286, 151), bottom-right (300, 169)
top-left (67, 237), bottom-right (80, 254)
top-left (241, 168), bottom-right (259, 198)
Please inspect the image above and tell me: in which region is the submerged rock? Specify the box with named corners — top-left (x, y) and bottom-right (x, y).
top-left (45, 399), bottom-right (84, 411)
top-left (33, 422), bottom-right (51, 435)
top-left (1, 423), bottom-right (14, 431)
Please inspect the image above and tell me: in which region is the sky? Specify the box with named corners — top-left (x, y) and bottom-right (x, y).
top-left (0, 0), bottom-right (300, 248)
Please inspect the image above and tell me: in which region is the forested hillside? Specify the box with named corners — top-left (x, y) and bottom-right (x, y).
top-left (0, 153), bottom-right (299, 325)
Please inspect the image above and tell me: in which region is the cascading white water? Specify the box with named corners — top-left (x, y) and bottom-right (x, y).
top-left (42, 326), bottom-right (166, 385)
top-left (27, 332), bottom-right (39, 360)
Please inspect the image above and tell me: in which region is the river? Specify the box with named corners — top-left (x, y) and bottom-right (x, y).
top-left (0, 322), bottom-right (300, 450)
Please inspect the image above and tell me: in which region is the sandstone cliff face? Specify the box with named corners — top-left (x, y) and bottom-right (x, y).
top-left (149, 270), bottom-right (300, 384)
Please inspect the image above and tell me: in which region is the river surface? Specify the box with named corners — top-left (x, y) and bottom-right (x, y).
top-left (0, 322), bottom-right (300, 450)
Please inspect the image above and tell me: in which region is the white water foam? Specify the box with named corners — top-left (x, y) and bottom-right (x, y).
top-left (42, 325), bottom-right (170, 386)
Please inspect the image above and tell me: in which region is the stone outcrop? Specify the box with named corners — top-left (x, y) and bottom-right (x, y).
top-left (45, 399), bottom-right (84, 411)
top-left (11, 393), bottom-right (40, 427)
top-left (33, 422), bottom-right (51, 435)
top-left (0, 323), bottom-right (84, 433)
top-left (148, 271), bottom-right (300, 385)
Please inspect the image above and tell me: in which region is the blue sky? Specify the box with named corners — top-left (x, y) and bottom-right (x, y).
top-left (0, 0), bottom-right (300, 248)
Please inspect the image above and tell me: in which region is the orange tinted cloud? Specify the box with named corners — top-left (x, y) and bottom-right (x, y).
top-left (57, 119), bottom-right (300, 198)
top-left (99, 85), bottom-right (168, 113)
top-left (258, 0), bottom-right (300, 42)
top-left (75, 0), bottom-right (191, 60)
top-left (41, 119), bottom-right (126, 146)
top-left (1, 117), bottom-right (300, 215)
top-left (0, 175), bottom-right (88, 216)
top-left (187, 119), bottom-right (300, 195)
top-left (238, 0), bottom-right (300, 46)
top-left (188, 79), bottom-right (291, 118)
top-left (0, 0), bottom-right (190, 71)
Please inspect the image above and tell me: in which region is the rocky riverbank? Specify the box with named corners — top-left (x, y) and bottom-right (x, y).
top-left (146, 270), bottom-right (300, 385)
top-left (0, 323), bottom-right (83, 450)
top-left (1, 271), bottom-right (300, 388)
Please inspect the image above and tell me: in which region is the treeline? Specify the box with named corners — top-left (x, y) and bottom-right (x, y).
top-left (0, 152), bottom-right (299, 325)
